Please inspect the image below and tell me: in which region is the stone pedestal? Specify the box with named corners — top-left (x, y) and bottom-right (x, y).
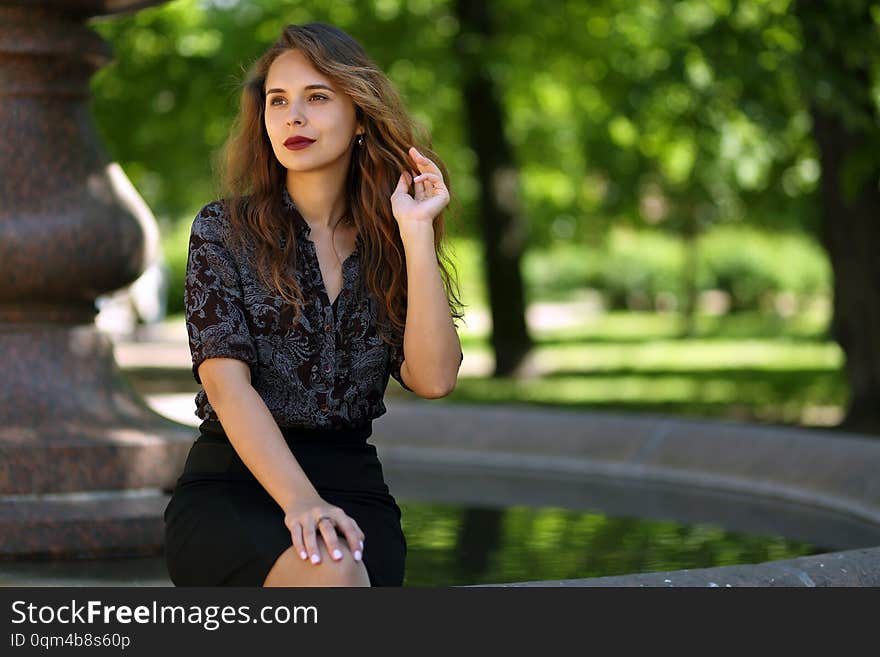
top-left (0, 0), bottom-right (192, 559)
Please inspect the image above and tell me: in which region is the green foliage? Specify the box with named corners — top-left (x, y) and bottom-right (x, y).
top-left (590, 230), bottom-right (685, 310)
top-left (161, 217), bottom-right (193, 316)
top-left (523, 226), bottom-right (829, 312)
top-left (699, 225), bottom-right (830, 311)
top-left (701, 245), bottom-right (780, 312)
top-left (522, 243), bottom-right (604, 304)
top-left (87, 0), bottom-right (877, 244)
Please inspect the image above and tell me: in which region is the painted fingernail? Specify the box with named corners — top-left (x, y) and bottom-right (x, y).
top-left (332, 549), bottom-right (342, 560)
top-left (354, 549), bottom-right (362, 561)
top-left (310, 553), bottom-right (320, 564)
top-left (300, 550), bottom-right (308, 560)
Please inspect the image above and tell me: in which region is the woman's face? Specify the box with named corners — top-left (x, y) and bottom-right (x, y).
top-left (264, 49), bottom-right (362, 174)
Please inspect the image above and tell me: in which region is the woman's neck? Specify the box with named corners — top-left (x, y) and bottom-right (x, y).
top-left (286, 172), bottom-right (348, 231)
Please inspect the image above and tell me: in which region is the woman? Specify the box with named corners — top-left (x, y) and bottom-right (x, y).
top-left (163, 22), bottom-right (464, 587)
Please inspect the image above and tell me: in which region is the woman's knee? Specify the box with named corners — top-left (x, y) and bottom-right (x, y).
top-left (262, 546), bottom-right (298, 587)
top-left (263, 542), bottom-right (369, 587)
top-left (324, 542), bottom-right (370, 586)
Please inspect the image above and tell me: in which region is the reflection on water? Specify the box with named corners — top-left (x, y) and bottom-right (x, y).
top-left (399, 501), bottom-right (829, 587)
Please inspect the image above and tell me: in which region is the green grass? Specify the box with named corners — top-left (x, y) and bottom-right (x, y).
top-left (440, 307), bottom-right (848, 429)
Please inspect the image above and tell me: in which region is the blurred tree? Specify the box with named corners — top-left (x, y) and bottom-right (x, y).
top-left (792, 0), bottom-right (880, 433)
top-left (492, 0), bottom-right (879, 432)
top-left (507, 1), bottom-right (815, 329)
top-left (452, 0), bottom-right (533, 375)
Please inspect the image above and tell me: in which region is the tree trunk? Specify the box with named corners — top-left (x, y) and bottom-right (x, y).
top-left (452, 0), bottom-right (533, 376)
top-left (793, 1), bottom-right (880, 434)
top-left (810, 108), bottom-right (880, 434)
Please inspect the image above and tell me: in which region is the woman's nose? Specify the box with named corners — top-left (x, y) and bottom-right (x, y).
top-left (286, 104), bottom-right (305, 125)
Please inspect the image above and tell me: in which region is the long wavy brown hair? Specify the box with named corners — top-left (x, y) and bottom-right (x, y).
top-left (211, 22), bottom-right (464, 348)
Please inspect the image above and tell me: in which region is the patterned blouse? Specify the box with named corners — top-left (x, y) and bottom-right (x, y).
top-left (184, 187), bottom-right (461, 429)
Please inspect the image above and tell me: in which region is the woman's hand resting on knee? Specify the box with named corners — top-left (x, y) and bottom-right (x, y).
top-left (283, 496), bottom-right (365, 565)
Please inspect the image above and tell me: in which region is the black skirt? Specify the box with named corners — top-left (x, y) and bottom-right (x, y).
top-left (163, 419), bottom-right (407, 586)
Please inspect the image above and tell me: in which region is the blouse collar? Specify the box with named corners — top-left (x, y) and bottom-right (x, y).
top-left (281, 187), bottom-right (311, 239)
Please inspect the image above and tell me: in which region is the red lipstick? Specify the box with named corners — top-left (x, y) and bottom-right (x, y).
top-left (284, 136), bottom-right (316, 150)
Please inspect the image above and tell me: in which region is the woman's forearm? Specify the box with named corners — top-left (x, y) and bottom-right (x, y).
top-left (399, 223), bottom-right (462, 396)
top-left (209, 382), bottom-right (320, 512)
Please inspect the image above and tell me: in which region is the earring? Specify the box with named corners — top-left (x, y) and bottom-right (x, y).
top-left (357, 134), bottom-right (364, 147)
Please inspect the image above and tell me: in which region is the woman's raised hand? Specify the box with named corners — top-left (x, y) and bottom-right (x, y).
top-left (283, 495), bottom-right (365, 565)
top-left (390, 146), bottom-right (451, 231)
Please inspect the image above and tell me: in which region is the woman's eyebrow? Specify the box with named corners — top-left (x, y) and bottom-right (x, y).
top-left (265, 84), bottom-right (335, 96)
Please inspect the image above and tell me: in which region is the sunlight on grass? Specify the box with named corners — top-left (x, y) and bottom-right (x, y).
top-left (536, 339), bottom-right (843, 373)
top-left (446, 308), bottom-right (846, 427)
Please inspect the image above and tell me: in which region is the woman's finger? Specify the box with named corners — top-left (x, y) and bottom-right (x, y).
top-left (339, 516), bottom-right (364, 562)
top-left (414, 171), bottom-right (426, 200)
top-left (393, 171), bottom-right (410, 197)
top-left (413, 172), bottom-right (443, 187)
top-left (291, 521), bottom-right (308, 561)
top-left (304, 520), bottom-right (321, 564)
top-left (410, 146), bottom-right (441, 175)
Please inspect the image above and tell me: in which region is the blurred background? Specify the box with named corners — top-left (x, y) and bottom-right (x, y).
top-left (90, 0), bottom-right (880, 435)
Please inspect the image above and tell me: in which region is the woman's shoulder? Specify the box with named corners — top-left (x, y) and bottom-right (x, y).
top-left (190, 198), bottom-right (235, 244)
top-left (189, 198), bottom-right (260, 269)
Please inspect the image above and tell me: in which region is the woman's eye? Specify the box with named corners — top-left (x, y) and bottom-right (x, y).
top-left (270, 94), bottom-right (327, 105)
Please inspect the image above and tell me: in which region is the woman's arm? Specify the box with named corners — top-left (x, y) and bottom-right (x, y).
top-left (398, 223), bottom-right (462, 398)
top-left (200, 358), bottom-right (365, 565)
top-left (388, 146), bottom-right (463, 398)
top-left (199, 359), bottom-right (320, 511)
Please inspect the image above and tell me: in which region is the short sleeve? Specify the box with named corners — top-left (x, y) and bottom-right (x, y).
top-left (184, 202), bottom-right (258, 385)
top-left (388, 338), bottom-right (413, 392)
